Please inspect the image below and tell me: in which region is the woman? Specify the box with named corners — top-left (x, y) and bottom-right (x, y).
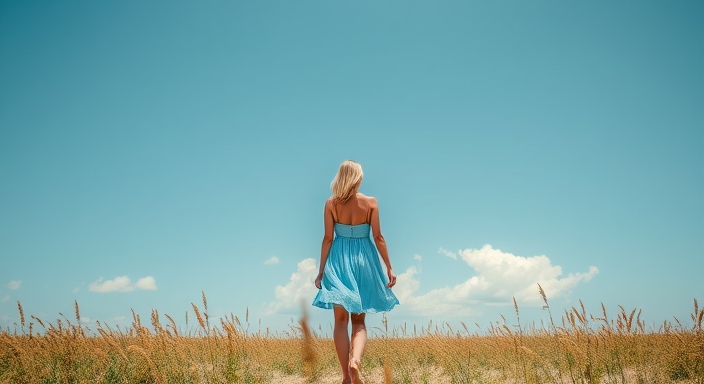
top-left (313, 160), bottom-right (399, 384)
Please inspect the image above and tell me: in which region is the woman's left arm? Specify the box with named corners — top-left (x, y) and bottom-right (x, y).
top-left (315, 199), bottom-right (335, 289)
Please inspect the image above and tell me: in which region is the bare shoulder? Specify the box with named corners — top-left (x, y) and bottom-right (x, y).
top-left (359, 194), bottom-right (378, 208)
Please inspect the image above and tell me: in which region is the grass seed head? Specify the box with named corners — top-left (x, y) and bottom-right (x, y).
top-left (17, 301), bottom-right (25, 328)
top-left (74, 300), bottom-right (80, 324)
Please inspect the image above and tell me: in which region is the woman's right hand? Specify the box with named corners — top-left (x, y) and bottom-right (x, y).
top-left (386, 269), bottom-right (397, 288)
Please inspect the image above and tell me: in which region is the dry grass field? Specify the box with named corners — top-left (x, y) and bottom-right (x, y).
top-left (1, 289), bottom-right (702, 384)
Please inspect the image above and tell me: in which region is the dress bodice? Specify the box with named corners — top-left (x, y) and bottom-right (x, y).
top-left (334, 223), bottom-right (370, 238)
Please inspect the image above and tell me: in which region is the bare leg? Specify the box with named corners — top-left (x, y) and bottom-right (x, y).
top-left (333, 306), bottom-right (351, 383)
top-left (350, 313), bottom-right (367, 384)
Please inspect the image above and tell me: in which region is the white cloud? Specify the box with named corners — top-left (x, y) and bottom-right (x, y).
top-left (396, 245), bottom-right (598, 317)
top-left (89, 276), bottom-right (132, 292)
top-left (456, 245), bottom-right (598, 304)
top-left (413, 254), bottom-right (422, 262)
top-left (394, 265), bottom-right (483, 317)
top-left (80, 316), bottom-right (91, 324)
top-left (1, 295), bottom-right (9, 303)
top-left (439, 248), bottom-right (457, 259)
top-left (7, 280), bottom-right (21, 290)
top-left (89, 276), bottom-right (157, 293)
top-left (135, 276), bottom-right (157, 290)
top-left (266, 258), bottom-right (318, 314)
top-left (394, 266), bottom-right (421, 304)
top-left (264, 256), bottom-right (280, 266)
top-left (72, 287), bottom-right (80, 294)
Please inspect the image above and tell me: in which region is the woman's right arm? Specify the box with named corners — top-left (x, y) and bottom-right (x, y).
top-left (370, 197), bottom-right (396, 288)
top-left (315, 199), bottom-right (335, 289)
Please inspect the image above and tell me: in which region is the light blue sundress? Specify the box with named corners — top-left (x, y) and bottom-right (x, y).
top-left (312, 222), bottom-right (399, 314)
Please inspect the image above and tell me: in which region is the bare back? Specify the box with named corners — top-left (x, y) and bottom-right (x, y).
top-left (323, 193), bottom-right (385, 254)
top-left (330, 193), bottom-right (373, 225)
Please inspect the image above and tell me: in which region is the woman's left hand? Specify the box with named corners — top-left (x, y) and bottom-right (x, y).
top-left (315, 272), bottom-right (323, 289)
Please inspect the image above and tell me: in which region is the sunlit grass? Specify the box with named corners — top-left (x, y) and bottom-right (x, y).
top-left (1, 289), bottom-right (702, 383)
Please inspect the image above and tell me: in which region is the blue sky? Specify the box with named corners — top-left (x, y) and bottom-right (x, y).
top-left (1, 1), bottom-right (702, 335)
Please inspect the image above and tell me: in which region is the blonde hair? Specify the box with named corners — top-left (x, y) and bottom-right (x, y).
top-left (331, 160), bottom-right (363, 202)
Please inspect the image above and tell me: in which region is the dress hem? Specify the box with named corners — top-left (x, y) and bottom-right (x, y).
top-left (312, 300), bottom-right (399, 314)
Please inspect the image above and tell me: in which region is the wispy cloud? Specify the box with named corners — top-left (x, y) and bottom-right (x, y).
top-left (266, 258), bottom-right (318, 314)
top-left (105, 315), bottom-right (127, 324)
top-left (1, 295), bottom-right (9, 303)
top-left (7, 280), bottom-right (21, 290)
top-left (439, 247), bottom-right (457, 259)
top-left (395, 245), bottom-right (598, 317)
top-left (264, 256), bottom-right (280, 266)
top-left (89, 276), bottom-right (157, 293)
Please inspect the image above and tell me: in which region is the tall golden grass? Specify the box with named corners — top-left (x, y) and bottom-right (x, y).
top-left (1, 288), bottom-right (702, 384)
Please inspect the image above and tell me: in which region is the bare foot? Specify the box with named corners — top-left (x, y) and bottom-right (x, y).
top-left (349, 359), bottom-right (363, 384)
